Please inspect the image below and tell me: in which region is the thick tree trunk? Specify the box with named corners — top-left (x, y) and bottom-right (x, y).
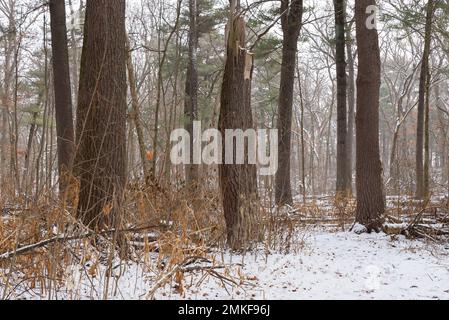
top-left (354, 0), bottom-right (385, 232)
top-left (74, 0), bottom-right (127, 230)
top-left (333, 0), bottom-right (349, 196)
top-left (416, 0), bottom-right (435, 199)
top-left (49, 0), bottom-right (75, 195)
top-left (275, 0), bottom-right (303, 206)
top-left (184, 0), bottom-right (200, 186)
top-left (219, 12), bottom-right (259, 250)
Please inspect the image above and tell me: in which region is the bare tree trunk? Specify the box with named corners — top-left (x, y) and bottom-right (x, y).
top-left (49, 0), bottom-right (75, 195)
top-left (151, 0), bottom-right (181, 182)
top-left (275, 0), bottom-right (304, 206)
top-left (324, 93), bottom-right (334, 194)
top-left (219, 7), bottom-right (259, 250)
top-left (11, 34), bottom-right (21, 194)
top-left (435, 84), bottom-right (448, 185)
top-left (333, 0), bottom-right (349, 195)
top-left (297, 69), bottom-right (306, 203)
top-left (389, 69), bottom-right (416, 182)
top-left (68, 0), bottom-right (80, 109)
top-left (0, 9), bottom-right (15, 190)
top-left (74, 0), bottom-right (127, 230)
top-left (22, 109), bottom-right (40, 194)
top-left (423, 68), bottom-right (431, 197)
top-left (354, 0), bottom-right (385, 232)
top-left (346, 17), bottom-right (355, 194)
top-left (416, 0), bottom-right (435, 199)
top-left (0, 109), bottom-right (7, 187)
top-left (35, 28), bottom-right (50, 199)
top-left (184, 0), bottom-right (200, 186)
top-left (126, 38), bottom-right (151, 185)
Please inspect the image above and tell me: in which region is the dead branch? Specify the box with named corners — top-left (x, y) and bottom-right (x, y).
top-left (0, 224), bottom-right (165, 261)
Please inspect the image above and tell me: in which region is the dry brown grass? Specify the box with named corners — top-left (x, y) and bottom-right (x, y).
top-left (1, 179), bottom-right (307, 299)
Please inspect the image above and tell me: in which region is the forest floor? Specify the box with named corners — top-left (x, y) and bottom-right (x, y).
top-left (1, 195), bottom-right (449, 300)
top-left (3, 225), bottom-right (449, 300)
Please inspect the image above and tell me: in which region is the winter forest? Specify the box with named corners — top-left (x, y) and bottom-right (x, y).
top-left (0, 0), bottom-right (449, 301)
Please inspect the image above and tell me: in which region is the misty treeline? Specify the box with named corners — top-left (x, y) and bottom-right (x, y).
top-left (0, 0), bottom-right (448, 250)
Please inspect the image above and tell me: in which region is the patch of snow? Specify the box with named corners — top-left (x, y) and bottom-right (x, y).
top-left (352, 223), bottom-right (367, 235)
top-left (383, 223), bottom-right (408, 229)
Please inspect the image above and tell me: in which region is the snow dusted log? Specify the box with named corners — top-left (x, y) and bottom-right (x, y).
top-left (382, 206), bottom-right (449, 241)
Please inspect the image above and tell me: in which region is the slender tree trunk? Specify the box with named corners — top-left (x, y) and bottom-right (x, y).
top-left (184, 0), bottom-right (200, 186)
top-left (423, 68), bottom-right (431, 197)
top-left (126, 38), bottom-right (151, 186)
top-left (11, 35), bottom-right (21, 194)
top-left (297, 70), bottom-right (306, 203)
top-left (0, 14), bottom-right (14, 189)
top-left (324, 93), bottom-right (334, 194)
top-left (35, 30), bottom-right (50, 199)
top-left (354, 0), bottom-right (385, 232)
top-left (151, 0), bottom-right (181, 182)
top-left (416, 0), bottom-right (435, 199)
top-left (436, 84), bottom-right (448, 185)
top-left (333, 0), bottom-right (349, 195)
top-left (23, 106), bottom-right (39, 195)
top-left (68, 0), bottom-right (80, 109)
top-left (74, 0), bottom-right (127, 230)
top-left (389, 69), bottom-right (416, 181)
top-left (49, 0), bottom-right (75, 195)
top-left (0, 109), bottom-right (7, 186)
top-left (346, 18), bottom-right (355, 194)
top-left (275, 0), bottom-right (304, 205)
top-left (219, 6), bottom-right (259, 250)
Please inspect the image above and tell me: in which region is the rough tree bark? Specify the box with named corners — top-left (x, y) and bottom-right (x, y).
top-left (74, 0), bottom-right (127, 230)
top-left (219, 5), bottom-right (259, 250)
top-left (334, 0), bottom-right (350, 195)
top-left (49, 0), bottom-right (75, 195)
top-left (416, 0), bottom-right (435, 199)
top-left (354, 0), bottom-right (385, 232)
top-left (275, 0), bottom-right (304, 206)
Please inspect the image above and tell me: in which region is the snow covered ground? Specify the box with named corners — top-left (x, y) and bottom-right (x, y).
top-left (169, 229), bottom-right (449, 300)
top-left (220, 231), bottom-right (449, 300)
top-left (6, 227), bottom-right (449, 300)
